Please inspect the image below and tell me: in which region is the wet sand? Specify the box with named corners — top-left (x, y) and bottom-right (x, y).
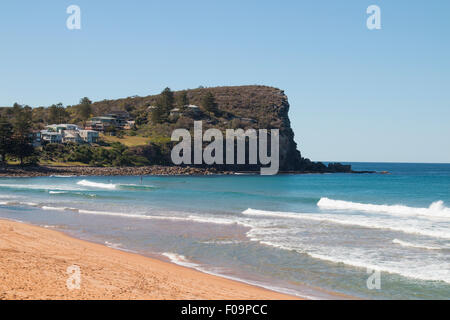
top-left (0, 219), bottom-right (299, 300)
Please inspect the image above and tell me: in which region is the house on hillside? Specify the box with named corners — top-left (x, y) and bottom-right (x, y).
top-left (187, 105), bottom-right (201, 112)
top-left (85, 116), bottom-right (117, 131)
top-left (181, 105), bottom-right (203, 118)
top-left (106, 111), bottom-right (130, 128)
top-left (170, 108), bottom-right (181, 116)
top-left (124, 120), bottom-right (135, 130)
top-left (41, 131), bottom-right (63, 144)
top-left (78, 130), bottom-right (99, 143)
top-left (40, 124), bottom-right (99, 145)
top-left (62, 130), bottom-right (83, 143)
top-left (31, 130), bottom-right (41, 147)
top-left (46, 124), bottom-right (80, 133)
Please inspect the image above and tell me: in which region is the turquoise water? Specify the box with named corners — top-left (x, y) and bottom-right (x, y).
top-left (0, 162), bottom-right (449, 299)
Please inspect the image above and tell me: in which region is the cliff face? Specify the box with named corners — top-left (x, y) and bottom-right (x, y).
top-left (90, 85), bottom-right (350, 172)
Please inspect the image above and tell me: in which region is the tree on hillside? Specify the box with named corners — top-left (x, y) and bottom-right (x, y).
top-left (177, 91), bottom-right (189, 108)
top-left (11, 104), bottom-right (34, 165)
top-left (78, 97), bottom-right (92, 120)
top-left (49, 103), bottom-right (69, 124)
top-left (0, 116), bottom-right (13, 164)
top-left (202, 92), bottom-right (218, 114)
top-left (160, 87), bottom-right (175, 113)
top-left (151, 101), bottom-right (166, 124)
top-left (12, 104), bottom-right (32, 133)
top-left (150, 88), bottom-right (174, 124)
top-left (135, 111), bottom-right (148, 126)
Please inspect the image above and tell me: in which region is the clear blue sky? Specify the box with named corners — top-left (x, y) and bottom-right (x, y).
top-left (1, 0), bottom-right (449, 163)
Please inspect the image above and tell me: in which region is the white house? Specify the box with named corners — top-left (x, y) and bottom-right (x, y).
top-left (79, 130), bottom-right (99, 143)
top-left (46, 124), bottom-right (80, 133)
top-left (40, 130), bottom-right (63, 143)
top-left (62, 130), bottom-right (83, 143)
top-left (41, 124), bottom-right (99, 144)
top-left (170, 108), bottom-right (181, 116)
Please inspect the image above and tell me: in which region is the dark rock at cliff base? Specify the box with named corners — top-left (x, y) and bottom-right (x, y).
top-left (326, 162), bottom-right (352, 173)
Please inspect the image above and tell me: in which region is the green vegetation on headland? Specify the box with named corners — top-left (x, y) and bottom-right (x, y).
top-left (0, 86), bottom-right (352, 173)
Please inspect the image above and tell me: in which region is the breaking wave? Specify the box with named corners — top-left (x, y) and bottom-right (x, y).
top-left (77, 180), bottom-right (117, 190)
top-left (392, 239), bottom-right (443, 251)
top-left (76, 179), bottom-right (156, 191)
top-left (317, 197), bottom-right (450, 219)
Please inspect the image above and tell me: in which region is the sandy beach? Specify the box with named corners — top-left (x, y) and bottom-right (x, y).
top-left (0, 219), bottom-right (298, 300)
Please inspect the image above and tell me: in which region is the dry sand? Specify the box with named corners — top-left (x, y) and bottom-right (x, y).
top-left (0, 219), bottom-right (299, 300)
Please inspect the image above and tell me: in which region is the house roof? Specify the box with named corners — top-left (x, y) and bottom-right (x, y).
top-left (63, 129), bottom-right (80, 136)
top-left (90, 116), bottom-right (116, 121)
top-left (46, 124), bottom-right (78, 128)
top-left (41, 130), bottom-right (62, 136)
top-left (79, 129), bottom-right (98, 134)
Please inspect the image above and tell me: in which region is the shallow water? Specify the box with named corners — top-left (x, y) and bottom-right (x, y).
top-left (0, 162), bottom-right (449, 299)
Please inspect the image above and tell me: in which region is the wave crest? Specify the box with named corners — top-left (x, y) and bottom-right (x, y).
top-left (77, 180), bottom-right (117, 190)
top-left (392, 239), bottom-right (442, 250)
top-left (317, 197), bottom-right (450, 219)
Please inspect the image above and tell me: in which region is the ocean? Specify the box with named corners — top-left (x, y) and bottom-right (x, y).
top-left (0, 162), bottom-right (449, 299)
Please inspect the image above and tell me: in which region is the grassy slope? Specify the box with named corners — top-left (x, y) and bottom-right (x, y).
top-left (100, 134), bottom-right (152, 147)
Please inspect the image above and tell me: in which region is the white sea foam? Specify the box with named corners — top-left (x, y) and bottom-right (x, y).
top-left (0, 198), bottom-right (243, 226)
top-left (76, 180), bottom-right (156, 191)
top-left (77, 180), bottom-right (117, 190)
top-left (317, 197), bottom-right (450, 219)
top-left (104, 241), bottom-right (122, 248)
top-left (104, 241), bottom-right (137, 253)
top-left (392, 239), bottom-right (442, 251)
top-left (49, 175), bottom-right (77, 178)
top-left (243, 208), bottom-right (306, 220)
top-left (76, 208), bottom-right (243, 226)
top-left (41, 206), bottom-right (77, 211)
top-left (22, 202), bottom-right (39, 207)
top-left (187, 215), bottom-right (251, 227)
top-left (306, 252), bottom-right (450, 284)
top-left (248, 231), bottom-right (450, 284)
top-left (78, 209), bottom-right (156, 219)
top-left (0, 195), bottom-right (20, 199)
top-left (242, 208), bottom-right (450, 239)
top-left (201, 240), bottom-right (243, 245)
top-left (0, 200), bottom-right (39, 207)
top-left (162, 252), bottom-right (201, 269)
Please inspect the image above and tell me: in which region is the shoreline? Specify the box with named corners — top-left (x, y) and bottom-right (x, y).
top-left (0, 219), bottom-right (301, 300)
top-left (0, 165), bottom-right (374, 178)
